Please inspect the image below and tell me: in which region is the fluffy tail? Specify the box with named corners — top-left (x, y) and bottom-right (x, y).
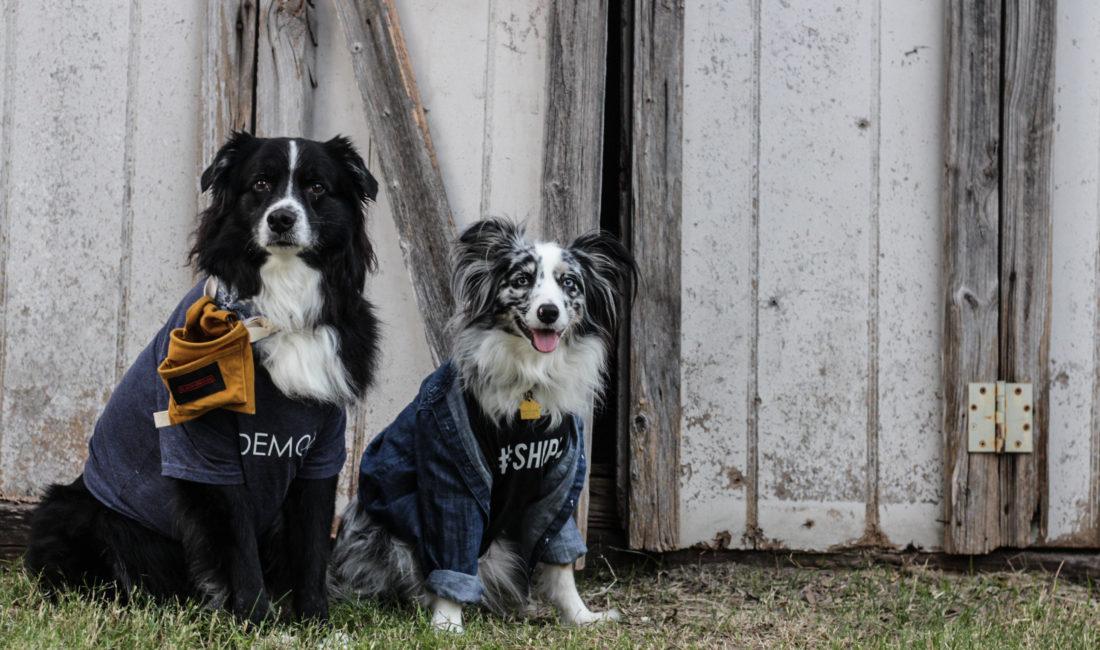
top-left (478, 539), bottom-right (528, 616)
top-left (328, 498), bottom-right (426, 605)
top-left (329, 498), bottom-right (532, 615)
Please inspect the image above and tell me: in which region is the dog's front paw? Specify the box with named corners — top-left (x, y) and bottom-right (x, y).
top-left (295, 594), bottom-right (330, 624)
top-left (431, 617), bottom-right (465, 634)
top-left (429, 596), bottom-right (465, 634)
top-left (564, 607), bottom-right (623, 627)
top-left (233, 593), bottom-right (274, 627)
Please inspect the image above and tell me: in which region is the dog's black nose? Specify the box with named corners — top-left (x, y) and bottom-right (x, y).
top-left (267, 209), bottom-right (296, 235)
top-left (536, 303), bottom-right (560, 325)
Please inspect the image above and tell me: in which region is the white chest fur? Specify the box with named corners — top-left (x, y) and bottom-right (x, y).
top-left (242, 254), bottom-right (353, 404)
top-left (454, 327), bottom-right (606, 427)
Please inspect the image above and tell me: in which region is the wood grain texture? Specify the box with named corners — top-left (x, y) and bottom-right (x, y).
top-left (201, 0), bottom-right (257, 163)
top-left (0, 500), bottom-right (32, 560)
top-left (540, 0), bottom-right (607, 244)
top-left (255, 0), bottom-right (317, 137)
top-left (538, 0), bottom-right (608, 559)
top-left (941, 0), bottom-right (1002, 555)
top-left (999, 0), bottom-right (1055, 547)
top-left (627, 0), bottom-right (682, 552)
top-left (335, 0), bottom-right (456, 364)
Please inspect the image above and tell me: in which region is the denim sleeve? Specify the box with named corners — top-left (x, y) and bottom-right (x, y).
top-left (538, 515), bottom-right (587, 565)
top-left (414, 409), bottom-right (486, 604)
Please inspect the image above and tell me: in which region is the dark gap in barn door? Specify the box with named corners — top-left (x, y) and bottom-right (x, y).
top-left (589, 0), bottom-right (634, 548)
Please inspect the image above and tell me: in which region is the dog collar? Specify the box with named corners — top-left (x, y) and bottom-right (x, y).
top-left (203, 277), bottom-right (276, 343)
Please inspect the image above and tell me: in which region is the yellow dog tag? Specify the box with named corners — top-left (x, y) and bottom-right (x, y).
top-left (519, 391), bottom-right (542, 420)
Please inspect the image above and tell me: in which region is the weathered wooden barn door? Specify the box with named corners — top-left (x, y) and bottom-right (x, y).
top-left (942, 0), bottom-right (1056, 554)
top-left (618, 0), bottom-right (683, 552)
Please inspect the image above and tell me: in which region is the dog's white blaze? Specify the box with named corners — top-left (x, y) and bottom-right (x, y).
top-left (258, 139), bottom-right (312, 248)
top-left (250, 255), bottom-right (355, 404)
top-left (527, 243), bottom-right (567, 329)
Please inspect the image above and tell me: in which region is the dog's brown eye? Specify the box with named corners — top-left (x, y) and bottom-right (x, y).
top-left (512, 275), bottom-right (531, 288)
top-left (253, 179), bottom-right (271, 193)
top-left (308, 183), bottom-right (326, 196)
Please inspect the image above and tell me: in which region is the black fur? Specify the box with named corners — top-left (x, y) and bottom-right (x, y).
top-left (191, 132), bottom-right (380, 397)
top-left (566, 230), bottom-right (638, 344)
top-left (25, 133), bottom-right (379, 624)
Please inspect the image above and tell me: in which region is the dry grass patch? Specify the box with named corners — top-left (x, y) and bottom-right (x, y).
top-left (2, 557), bottom-right (1099, 648)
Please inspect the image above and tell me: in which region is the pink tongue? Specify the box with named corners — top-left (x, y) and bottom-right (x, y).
top-left (531, 329), bottom-right (561, 353)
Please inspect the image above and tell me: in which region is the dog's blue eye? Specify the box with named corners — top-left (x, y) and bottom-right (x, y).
top-left (513, 275), bottom-right (530, 288)
top-left (253, 179), bottom-right (271, 193)
top-left (562, 277), bottom-right (577, 290)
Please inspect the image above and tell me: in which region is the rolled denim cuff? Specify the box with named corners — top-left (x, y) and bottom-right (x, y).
top-left (539, 517), bottom-right (588, 565)
top-left (425, 569), bottom-right (483, 604)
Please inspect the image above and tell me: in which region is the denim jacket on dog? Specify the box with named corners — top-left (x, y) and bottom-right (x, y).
top-left (356, 361), bottom-right (587, 604)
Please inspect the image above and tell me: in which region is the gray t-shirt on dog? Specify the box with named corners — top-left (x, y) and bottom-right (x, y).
top-left (82, 281), bottom-right (347, 539)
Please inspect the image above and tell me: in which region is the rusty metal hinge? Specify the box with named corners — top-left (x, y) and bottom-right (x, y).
top-left (968, 381), bottom-right (1033, 454)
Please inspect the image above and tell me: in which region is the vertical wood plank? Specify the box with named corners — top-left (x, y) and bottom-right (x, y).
top-left (540, 0), bottom-right (607, 243)
top-left (941, 0), bottom-right (1002, 555)
top-left (678, 0), bottom-right (754, 549)
top-left (627, 0), bottom-right (682, 552)
top-left (336, 0), bottom-right (456, 364)
top-left (1047, 0), bottom-right (1100, 546)
top-left (0, 1), bottom-right (132, 498)
top-left (999, 0), bottom-right (1056, 547)
top-left (479, 1), bottom-right (549, 227)
top-left (122, 2), bottom-right (205, 366)
top-left (755, 0), bottom-right (874, 550)
top-left (539, 0), bottom-right (607, 554)
top-left (255, 0), bottom-right (317, 137)
top-left (201, 0), bottom-right (257, 164)
top-left (0, 0), bottom-right (13, 496)
top-left (877, 0), bottom-right (945, 550)
top-left (396, 0), bottom-right (490, 227)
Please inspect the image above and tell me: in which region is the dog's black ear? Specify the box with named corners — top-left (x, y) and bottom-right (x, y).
top-left (451, 218), bottom-right (525, 323)
top-left (455, 218), bottom-right (523, 258)
top-left (201, 131), bottom-right (254, 194)
top-left (325, 135), bottom-right (379, 202)
top-left (569, 230), bottom-right (638, 337)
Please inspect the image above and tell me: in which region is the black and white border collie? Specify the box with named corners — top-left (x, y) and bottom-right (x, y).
top-left (329, 218), bottom-right (636, 632)
top-left (24, 133), bottom-right (380, 623)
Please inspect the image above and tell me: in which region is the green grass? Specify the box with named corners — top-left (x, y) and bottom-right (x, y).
top-left (2, 557), bottom-right (1099, 648)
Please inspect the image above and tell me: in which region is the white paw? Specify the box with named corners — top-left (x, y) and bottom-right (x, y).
top-left (431, 618), bottom-right (465, 634)
top-left (317, 630), bottom-right (353, 649)
top-left (565, 607), bottom-right (623, 626)
top-left (429, 599), bottom-right (465, 634)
